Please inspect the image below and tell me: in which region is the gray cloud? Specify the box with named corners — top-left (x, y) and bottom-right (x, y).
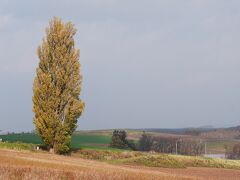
top-left (0, 0), bottom-right (240, 131)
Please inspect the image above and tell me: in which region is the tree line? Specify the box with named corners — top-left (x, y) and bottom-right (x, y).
top-left (110, 130), bottom-right (205, 156)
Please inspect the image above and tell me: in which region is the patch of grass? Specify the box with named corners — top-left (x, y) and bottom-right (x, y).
top-left (71, 134), bottom-right (111, 149)
top-left (77, 145), bottom-right (122, 151)
top-left (120, 153), bottom-right (240, 169)
top-left (172, 154), bottom-right (240, 169)
top-left (73, 149), bottom-right (141, 161)
top-left (0, 142), bottom-right (36, 151)
top-left (118, 154), bottom-right (185, 168)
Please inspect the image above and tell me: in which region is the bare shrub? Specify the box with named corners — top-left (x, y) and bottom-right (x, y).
top-left (225, 143), bottom-right (240, 159)
top-left (138, 133), bottom-right (204, 156)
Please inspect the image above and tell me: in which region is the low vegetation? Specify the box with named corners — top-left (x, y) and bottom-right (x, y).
top-left (72, 148), bottom-right (240, 169)
top-left (0, 142), bottom-right (36, 151)
top-left (122, 154), bottom-right (240, 169)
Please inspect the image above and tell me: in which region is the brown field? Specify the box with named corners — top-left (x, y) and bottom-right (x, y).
top-left (1, 149), bottom-right (240, 180)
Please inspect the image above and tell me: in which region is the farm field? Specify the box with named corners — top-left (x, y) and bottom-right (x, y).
top-left (1, 131), bottom-right (240, 154)
top-left (0, 133), bottom-right (112, 150)
top-left (206, 139), bottom-right (240, 154)
top-left (1, 148), bottom-right (240, 179)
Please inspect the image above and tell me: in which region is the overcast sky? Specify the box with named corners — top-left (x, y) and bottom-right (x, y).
top-left (0, 0), bottom-right (240, 132)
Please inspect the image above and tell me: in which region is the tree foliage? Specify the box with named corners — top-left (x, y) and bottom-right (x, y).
top-left (33, 17), bottom-right (84, 154)
top-left (138, 132), bottom-right (153, 151)
top-left (110, 130), bottom-right (129, 149)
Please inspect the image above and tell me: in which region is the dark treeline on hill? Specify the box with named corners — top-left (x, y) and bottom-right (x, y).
top-left (133, 127), bottom-right (215, 135)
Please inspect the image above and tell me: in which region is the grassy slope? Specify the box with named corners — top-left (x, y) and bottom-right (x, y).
top-left (72, 149), bottom-right (240, 169)
top-left (119, 154), bottom-right (240, 169)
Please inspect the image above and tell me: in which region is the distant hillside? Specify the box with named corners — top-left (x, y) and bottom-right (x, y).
top-left (200, 126), bottom-right (240, 139)
top-left (226, 126), bottom-right (240, 131)
top-left (133, 126), bottom-right (240, 139)
top-left (133, 127), bottom-right (215, 135)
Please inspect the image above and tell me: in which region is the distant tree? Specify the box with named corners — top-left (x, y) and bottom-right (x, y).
top-left (33, 17), bottom-right (85, 154)
top-left (152, 136), bottom-right (177, 154)
top-left (177, 139), bottom-right (204, 155)
top-left (138, 132), bottom-right (153, 151)
top-left (110, 130), bottom-right (129, 149)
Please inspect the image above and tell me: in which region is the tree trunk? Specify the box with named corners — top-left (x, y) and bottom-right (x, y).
top-left (49, 143), bottom-right (56, 154)
top-left (49, 148), bottom-right (54, 153)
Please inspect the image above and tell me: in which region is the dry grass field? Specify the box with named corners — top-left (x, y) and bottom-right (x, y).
top-left (1, 149), bottom-right (240, 180)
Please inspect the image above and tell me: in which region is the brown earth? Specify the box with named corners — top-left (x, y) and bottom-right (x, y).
top-left (0, 149), bottom-right (240, 180)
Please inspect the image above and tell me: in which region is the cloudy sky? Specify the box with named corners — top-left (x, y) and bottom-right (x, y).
top-left (0, 0), bottom-right (240, 132)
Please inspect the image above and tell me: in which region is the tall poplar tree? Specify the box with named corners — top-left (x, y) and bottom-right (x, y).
top-left (33, 17), bottom-right (84, 154)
